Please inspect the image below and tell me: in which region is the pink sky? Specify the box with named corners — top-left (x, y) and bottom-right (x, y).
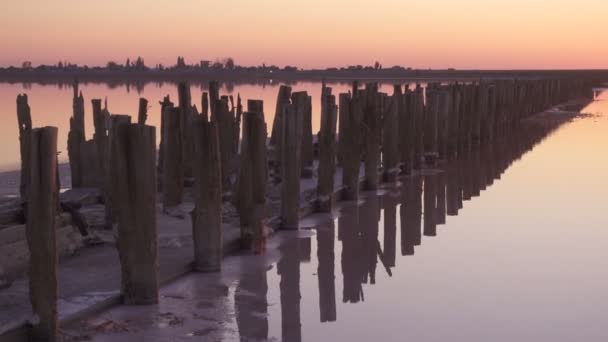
top-left (1, 0), bottom-right (607, 69)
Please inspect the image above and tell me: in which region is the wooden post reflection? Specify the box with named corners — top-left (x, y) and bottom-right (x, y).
top-left (423, 174), bottom-right (437, 237)
top-left (278, 238), bottom-right (302, 342)
top-left (235, 262), bottom-right (269, 341)
top-left (317, 222), bottom-right (336, 323)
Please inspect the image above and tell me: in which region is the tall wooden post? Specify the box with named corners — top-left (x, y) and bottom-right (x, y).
top-left (26, 127), bottom-right (59, 342)
top-left (68, 82), bottom-right (85, 188)
top-left (400, 88), bottom-right (414, 174)
top-left (270, 85), bottom-right (293, 146)
top-left (280, 103), bottom-right (304, 229)
top-left (113, 123), bottom-right (158, 305)
top-left (341, 92), bottom-right (362, 200)
top-left (300, 92), bottom-right (314, 177)
top-left (17, 94), bottom-right (32, 201)
top-left (192, 118), bottom-right (223, 272)
top-left (235, 94), bottom-right (243, 153)
top-left (214, 96), bottom-right (236, 188)
top-left (382, 87), bottom-right (400, 182)
top-left (317, 93), bottom-right (338, 212)
top-left (201, 92), bottom-right (209, 121)
top-left (161, 106), bottom-right (183, 209)
top-left (413, 85), bottom-right (425, 170)
top-left (236, 100), bottom-right (268, 252)
top-left (178, 82), bottom-right (194, 178)
top-left (363, 83), bottom-right (381, 190)
top-left (106, 115), bottom-right (132, 228)
top-left (92, 99), bottom-right (109, 189)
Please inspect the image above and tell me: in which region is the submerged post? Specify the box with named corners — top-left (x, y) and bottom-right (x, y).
top-left (113, 123), bottom-right (158, 305)
top-left (17, 94), bottom-right (32, 201)
top-left (317, 93), bottom-right (338, 212)
top-left (280, 101), bottom-right (304, 229)
top-left (26, 127), bottom-right (59, 342)
top-left (192, 118), bottom-right (223, 271)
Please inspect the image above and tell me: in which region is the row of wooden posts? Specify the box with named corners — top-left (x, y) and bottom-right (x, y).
top-left (15, 78), bottom-right (590, 340)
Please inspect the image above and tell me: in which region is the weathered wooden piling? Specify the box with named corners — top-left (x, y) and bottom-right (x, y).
top-left (400, 87), bottom-right (414, 174)
top-left (235, 94), bottom-right (243, 153)
top-left (191, 118), bottom-right (223, 272)
top-left (363, 83), bottom-right (381, 190)
top-left (178, 82), bottom-right (194, 177)
top-left (161, 106), bottom-right (184, 209)
top-left (17, 94), bottom-right (32, 201)
top-left (92, 99), bottom-right (109, 189)
top-left (317, 92), bottom-right (338, 212)
top-left (137, 97), bottom-right (148, 125)
top-left (271, 85), bottom-right (293, 147)
top-left (214, 96), bottom-right (237, 187)
top-left (209, 81), bottom-right (220, 119)
top-left (113, 123), bottom-right (158, 305)
top-left (236, 100), bottom-right (267, 252)
top-left (157, 95), bottom-right (174, 178)
top-left (201, 92), bottom-right (209, 121)
top-left (106, 115), bottom-right (132, 227)
top-left (280, 102), bottom-right (304, 229)
top-left (26, 126), bottom-right (59, 342)
top-left (412, 85), bottom-right (425, 169)
top-left (424, 89), bottom-right (439, 164)
top-left (382, 86), bottom-right (400, 182)
top-left (340, 92), bottom-right (362, 201)
top-left (300, 92), bottom-right (314, 177)
top-left (68, 82), bottom-right (85, 188)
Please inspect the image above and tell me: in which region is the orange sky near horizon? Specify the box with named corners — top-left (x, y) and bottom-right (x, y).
top-left (1, 0), bottom-right (607, 69)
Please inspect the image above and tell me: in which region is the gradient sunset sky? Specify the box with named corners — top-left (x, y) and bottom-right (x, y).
top-left (2, 0), bottom-right (607, 69)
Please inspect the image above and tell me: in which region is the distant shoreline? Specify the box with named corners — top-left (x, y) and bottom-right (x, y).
top-left (2, 68), bottom-right (608, 85)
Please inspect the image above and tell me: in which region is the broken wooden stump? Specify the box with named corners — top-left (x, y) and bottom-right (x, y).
top-left (280, 102), bottom-right (304, 230)
top-left (26, 126), bottom-right (59, 342)
top-left (113, 123), bottom-right (158, 305)
top-left (192, 117), bottom-right (223, 272)
top-left (138, 97), bottom-right (149, 125)
top-left (16, 94), bottom-right (32, 201)
top-left (317, 92), bottom-right (338, 212)
top-left (161, 106), bottom-right (184, 210)
top-left (236, 100), bottom-right (268, 252)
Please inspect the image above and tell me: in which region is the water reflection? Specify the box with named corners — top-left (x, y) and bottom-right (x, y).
top-left (243, 117), bottom-right (574, 341)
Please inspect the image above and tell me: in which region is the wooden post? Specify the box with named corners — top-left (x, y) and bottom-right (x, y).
top-left (424, 89), bottom-right (439, 164)
top-left (68, 82), bottom-right (85, 188)
top-left (214, 96), bottom-right (236, 188)
top-left (363, 83), bottom-right (381, 190)
top-left (209, 81), bottom-right (220, 120)
top-left (178, 82), bottom-right (194, 178)
top-left (201, 92), bottom-right (209, 121)
top-left (413, 85), bottom-right (424, 170)
top-left (317, 93), bottom-right (338, 212)
top-left (270, 85), bottom-right (292, 146)
top-left (280, 103), bottom-right (303, 229)
top-left (340, 92), bottom-right (361, 200)
top-left (437, 90), bottom-right (450, 160)
top-left (113, 123), bottom-right (158, 305)
top-left (26, 127), bottom-right (59, 342)
top-left (382, 86), bottom-right (400, 182)
top-left (235, 94), bottom-right (243, 153)
top-left (236, 100), bottom-right (267, 252)
top-left (400, 88), bottom-right (414, 174)
top-left (106, 115), bottom-right (132, 228)
top-left (157, 95), bottom-right (173, 179)
top-left (92, 99), bottom-right (109, 189)
top-left (138, 97), bottom-right (148, 125)
top-left (299, 92), bottom-right (314, 177)
top-left (192, 118), bottom-right (223, 271)
top-left (17, 94), bottom-right (32, 201)
top-left (161, 106), bottom-right (183, 209)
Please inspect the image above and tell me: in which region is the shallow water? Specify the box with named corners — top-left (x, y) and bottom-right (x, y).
top-left (0, 81), bottom-right (407, 172)
top-left (66, 94), bottom-right (608, 341)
